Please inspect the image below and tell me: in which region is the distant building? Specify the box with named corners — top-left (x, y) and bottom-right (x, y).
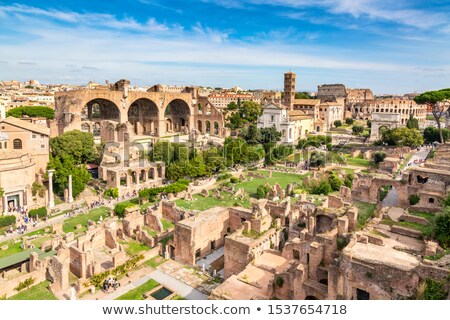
top-left (257, 102), bottom-right (314, 144)
top-left (0, 117), bottom-right (50, 174)
top-left (207, 93), bottom-right (258, 109)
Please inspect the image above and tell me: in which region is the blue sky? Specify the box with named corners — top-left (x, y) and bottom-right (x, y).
top-left (0, 0), bottom-right (449, 93)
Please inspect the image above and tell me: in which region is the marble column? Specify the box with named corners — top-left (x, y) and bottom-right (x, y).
top-left (48, 170), bottom-right (55, 208)
top-left (68, 174), bottom-right (74, 203)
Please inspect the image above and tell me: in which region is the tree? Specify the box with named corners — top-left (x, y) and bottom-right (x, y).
top-left (381, 127), bottom-right (424, 147)
top-left (7, 106), bottom-right (55, 119)
top-left (373, 151), bottom-right (387, 164)
top-left (352, 125), bottom-right (364, 135)
top-left (224, 100), bottom-right (262, 130)
top-left (334, 120), bottom-right (342, 127)
top-left (415, 89), bottom-right (450, 143)
top-left (151, 141), bottom-right (175, 165)
top-left (50, 130), bottom-right (96, 164)
top-left (295, 92), bottom-right (316, 99)
top-left (244, 124), bottom-right (262, 145)
top-left (429, 208), bottom-right (450, 248)
top-left (423, 126), bottom-right (450, 144)
top-left (259, 126), bottom-right (281, 144)
top-left (366, 120), bottom-right (371, 128)
top-left (309, 151), bottom-right (326, 168)
top-left (406, 115), bottom-right (419, 130)
top-left (48, 155), bottom-right (91, 198)
top-left (345, 118), bottom-right (354, 125)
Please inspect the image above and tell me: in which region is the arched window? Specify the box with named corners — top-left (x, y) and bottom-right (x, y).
top-left (13, 139), bottom-right (22, 149)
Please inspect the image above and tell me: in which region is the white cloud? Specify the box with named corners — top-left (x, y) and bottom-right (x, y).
top-left (0, 3), bottom-right (449, 92)
top-left (207, 0), bottom-right (449, 30)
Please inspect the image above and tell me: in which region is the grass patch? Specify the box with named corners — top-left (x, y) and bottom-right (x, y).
top-left (142, 226), bottom-right (158, 237)
top-left (242, 229), bottom-right (266, 239)
top-left (176, 193), bottom-right (252, 211)
top-left (176, 170), bottom-right (308, 211)
top-left (424, 249), bottom-right (450, 261)
top-left (31, 236), bottom-right (52, 249)
top-left (121, 240), bottom-right (151, 256)
top-left (144, 255), bottom-right (166, 268)
top-left (62, 206), bottom-right (110, 233)
top-left (370, 229), bottom-right (390, 238)
top-left (115, 279), bottom-right (160, 300)
top-left (161, 219), bottom-right (174, 231)
top-left (409, 211), bottom-right (435, 221)
top-left (380, 218), bottom-right (430, 234)
top-left (354, 201), bottom-right (377, 229)
top-left (0, 241), bottom-right (23, 259)
top-left (8, 281), bottom-right (57, 300)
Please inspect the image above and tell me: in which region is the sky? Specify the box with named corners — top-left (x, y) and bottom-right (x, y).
top-left (0, 0), bottom-right (449, 94)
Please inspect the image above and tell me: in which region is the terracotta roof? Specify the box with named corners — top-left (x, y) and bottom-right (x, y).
top-left (0, 117), bottom-right (50, 136)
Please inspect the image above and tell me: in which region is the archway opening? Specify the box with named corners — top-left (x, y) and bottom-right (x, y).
top-left (305, 295), bottom-right (319, 300)
top-left (164, 99), bottom-right (190, 134)
top-left (128, 98), bottom-right (159, 136)
top-left (82, 98), bottom-right (120, 122)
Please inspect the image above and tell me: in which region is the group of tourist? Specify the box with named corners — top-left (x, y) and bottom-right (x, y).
top-left (3, 208), bottom-right (39, 237)
top-left (102, 277), bottom-right (120, 292)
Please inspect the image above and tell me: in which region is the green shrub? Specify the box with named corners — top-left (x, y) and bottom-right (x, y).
top-left (217, 173), bottom-right (232, 181)
top-left (373, 151), bottom-right (387, 164)
top-left (310, 179), bottom-right (332, 195)
top-left (328, 172), bottom-right (343, 191)
top-left (256, 184), bottom-right (271, 199)
top-left (89, 254), bottom-right (144, 288)
top-left (334, 120), bottom-right (342, 127)
top-left (409, 194), bottom-right (420, 205)
top-left (105, 188), bottom-right (119, 199)
top-left (0, 215), bottom-right (16, 228)
top-left (113, 203), bottom-right (136, 218)
top-left (418, 278), bottom-right (448, 300)
top-left (276, 276), bottom-right (284, 288)
top-left (344, 173), bottom-right (354, 188)
top-left (229, 177), bottom-right (239, 184)
top-left (28, 207), bottom-right (47, 219)
top-left (429, 209), bottom-right (450, 248)
top-left (337, 236), bottom-right (349, 250)
top-left (14, 277), bottom-right (35, 292)
top-left (345, 118), bottom-right (354, 125)
top-left (352, 124), bottom-right (364, 135)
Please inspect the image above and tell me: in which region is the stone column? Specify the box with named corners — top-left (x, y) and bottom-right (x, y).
top-left (48, 170), bottom-right (55, 208)
top-left (68, 175), bottom-right (74, 203)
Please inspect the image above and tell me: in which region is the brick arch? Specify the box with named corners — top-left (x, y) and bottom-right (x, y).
top-left (128, 98), bottom-right (159, 136)
top-left (368, 178), bottom-right (408, 206)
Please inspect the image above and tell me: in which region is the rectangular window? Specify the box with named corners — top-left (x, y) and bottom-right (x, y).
top-left (271, 115), bottom-right (274, 122)
top-left (41, 145), bottom-right (45, 148)
top-left (32, 134), bottom-right (36, 138)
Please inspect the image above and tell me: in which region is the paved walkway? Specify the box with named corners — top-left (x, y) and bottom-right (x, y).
top-left (101, 270), bottom-right (208, 300)
top-left (149, 270), bottom-right (208, 300)
top-left (101, 275), bottom-right (152, 300)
